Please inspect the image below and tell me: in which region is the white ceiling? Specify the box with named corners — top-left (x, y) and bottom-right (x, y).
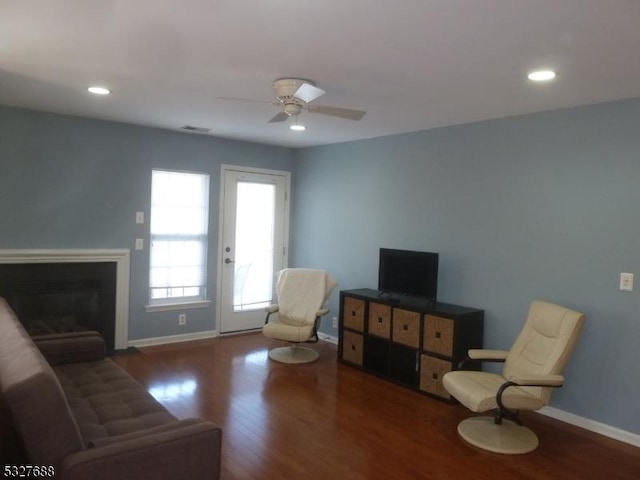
top-left (1, 0), bottom-right (640, 148)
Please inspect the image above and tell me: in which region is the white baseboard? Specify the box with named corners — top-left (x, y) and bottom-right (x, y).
top-left (318, 333), bottom-right (338, 344)
top-left (537, 406), bottom-right (640, 448)
top-left (128, 330), bottom-right (218, 348)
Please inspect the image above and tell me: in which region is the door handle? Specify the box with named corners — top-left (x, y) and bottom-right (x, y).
top-left (225, 258), bottom-right (234, 264)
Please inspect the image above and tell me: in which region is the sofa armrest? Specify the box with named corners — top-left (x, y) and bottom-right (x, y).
top-left (33, 332), bottom-right (106, 365)
top-left (59, 420), bottom-right (222, 480)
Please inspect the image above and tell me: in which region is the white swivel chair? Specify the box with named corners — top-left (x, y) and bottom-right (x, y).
top-left (263, 268), bottom-right (337, 364)
top-left (442, 300), bottom-right (585, 454)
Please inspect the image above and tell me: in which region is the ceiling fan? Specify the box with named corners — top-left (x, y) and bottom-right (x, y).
top-left (219, 78), bottom-right (366, 124)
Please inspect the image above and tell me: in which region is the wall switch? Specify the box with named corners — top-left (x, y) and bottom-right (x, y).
top-left (178, 313), bottom-right (187, 326)
top-left (332, 316), bottom-right (338, 328)
top-left (620, 272), bottom-right (634, 292)
top-left (135, 211), bottom-right (144, 224)
top-left (135, 238), bottom-right (144, 250)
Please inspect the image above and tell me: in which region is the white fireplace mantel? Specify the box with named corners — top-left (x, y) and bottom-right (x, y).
top-left (0, 249), bottom-right (130, 350)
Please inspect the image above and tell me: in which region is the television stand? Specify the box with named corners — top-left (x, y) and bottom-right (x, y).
top-left (338, 288), bottom-right (484, 402)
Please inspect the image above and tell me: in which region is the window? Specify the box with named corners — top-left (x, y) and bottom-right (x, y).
top-left (149, 170), bottom-right (210, 305)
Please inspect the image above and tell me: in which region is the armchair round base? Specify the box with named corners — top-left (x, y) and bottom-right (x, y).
top-left (268, 346), bottom-right (319, 364)
top-left (457, 416), bottom-right (539, 455)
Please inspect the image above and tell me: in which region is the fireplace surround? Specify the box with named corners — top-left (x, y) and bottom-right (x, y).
top-left (0, 250), bottom-right (130, 350)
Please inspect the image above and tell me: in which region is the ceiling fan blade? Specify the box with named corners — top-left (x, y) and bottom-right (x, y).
top-left (294, 83), bottom-right (326, 103)
top-left (308, 105), bottom-right (366, 121)
top-left (268, 111), bottom-right (289, 123)
top-left (217, 96), bottom-right (279, 106)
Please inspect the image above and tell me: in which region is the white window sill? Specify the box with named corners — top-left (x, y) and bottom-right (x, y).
top-left (145, 300), bottom-right (211, 313)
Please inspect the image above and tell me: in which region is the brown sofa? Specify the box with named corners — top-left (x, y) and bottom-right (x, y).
top-left (0, 297), bottom-right (221, 479)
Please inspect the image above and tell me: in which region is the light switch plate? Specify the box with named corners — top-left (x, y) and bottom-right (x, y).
top-left (620, 272), bottom-right (633, 292)
top-left (135, 211), bottom-right (144, 224)
top-left (135, 238), bottom-right (144, 250)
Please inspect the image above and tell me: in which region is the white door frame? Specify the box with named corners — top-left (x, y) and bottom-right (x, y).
top-left (215, 164), bottom-right (290, 334)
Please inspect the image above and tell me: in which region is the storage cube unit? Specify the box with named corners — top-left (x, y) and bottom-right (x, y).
top-left (420, 354), bottom-right (453, 399)
top-left (342, 330), bottom-right (364, 366)
top-left (338, 289), bottom-right (484, 402)
top-left (343, 296), bottom-right (365, 332)
top-left (392, 308), bottom-right (421, 348)
top-left (367, 302), bottom-right (391, 338)
top-left (424, 314), bottom-right (454, 357)
top-left (363, 335), bottom-right (389, 375)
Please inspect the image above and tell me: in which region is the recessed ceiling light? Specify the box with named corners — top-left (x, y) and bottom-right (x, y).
top-left (290, 124), bottom-right (306, 131)
top-left (527, 70), bottom-right (556, 82)
top-left (87, 86), bottom-right (111, 95)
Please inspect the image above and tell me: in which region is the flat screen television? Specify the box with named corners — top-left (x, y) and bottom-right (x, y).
top-left (378, 248), bottom-right (439, 301)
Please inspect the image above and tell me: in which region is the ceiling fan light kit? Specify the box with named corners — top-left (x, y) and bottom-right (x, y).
top-left (527, 70), bottom-right (556, 81)
top-left (87, 86), bottom-right (111, 95)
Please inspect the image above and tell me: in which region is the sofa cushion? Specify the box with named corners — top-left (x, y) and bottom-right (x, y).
top-left (34, 331), bottom-right (106, 366)
top-left (55, 360), bottom-right (176, 445)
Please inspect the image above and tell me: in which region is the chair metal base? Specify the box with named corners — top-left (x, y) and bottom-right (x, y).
top-left (457, 416), bottom-right (539, 455)
top-left (268, 345), bottom-right (319, 364)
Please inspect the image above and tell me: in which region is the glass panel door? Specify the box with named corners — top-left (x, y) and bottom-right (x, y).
top-left (219, 167), bottom-right (289, 333)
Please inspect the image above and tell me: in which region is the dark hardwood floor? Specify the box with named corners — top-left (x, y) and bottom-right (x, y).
top-left (112, 334), bottom-right (640, 479)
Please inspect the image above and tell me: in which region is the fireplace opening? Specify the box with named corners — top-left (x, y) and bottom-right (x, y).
top-left (0, 262), bottom-right (117, 353)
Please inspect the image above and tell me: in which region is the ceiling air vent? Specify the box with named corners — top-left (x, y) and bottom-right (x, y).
top-left (181, 125), bottom-right (211, 134)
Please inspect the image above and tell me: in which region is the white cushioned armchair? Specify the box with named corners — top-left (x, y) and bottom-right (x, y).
top-left (442, 300), bottom-right (585, 454)
top-left (262, 268), bottom-right (336, 363)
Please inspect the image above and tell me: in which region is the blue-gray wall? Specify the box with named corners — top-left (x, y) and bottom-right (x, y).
top-left (0, 106), bottom-right (295, 340)
top-left (3, 98), bottom-right (640, 435)
top-left (291, 98), bottom-right (640, 434)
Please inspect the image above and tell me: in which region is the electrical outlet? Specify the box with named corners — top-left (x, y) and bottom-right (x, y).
top-left (178, 313), bottom-right (187, 326)
top-left (332, 316), bottom-right (338, 328)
